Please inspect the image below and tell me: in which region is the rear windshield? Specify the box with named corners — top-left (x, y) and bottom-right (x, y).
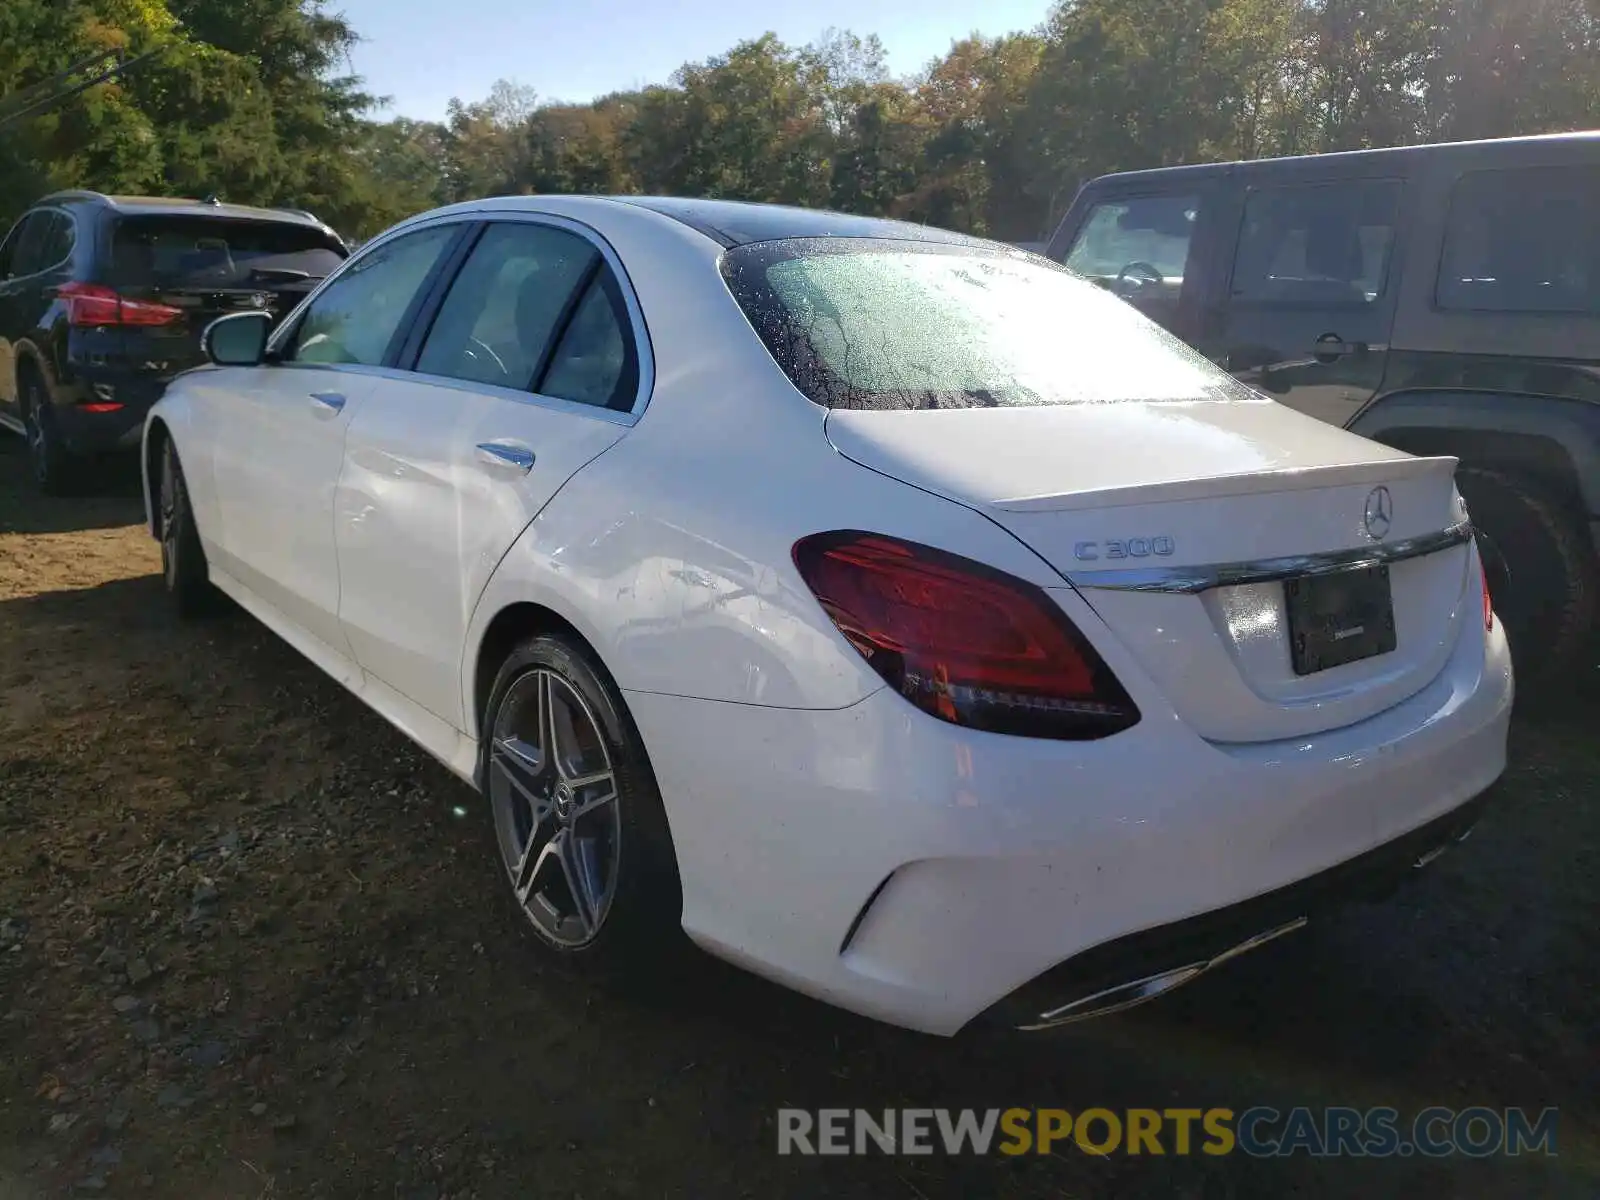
top-left (721, 238), bottom-right (1257, 410)
top-left (110, 216), bottom-right (346, 289)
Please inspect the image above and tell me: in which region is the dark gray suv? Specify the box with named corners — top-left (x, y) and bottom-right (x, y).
top-left (1049, 131), bottom-right (1600, 691)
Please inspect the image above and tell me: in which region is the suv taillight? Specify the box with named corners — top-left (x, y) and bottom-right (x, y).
top-left (793, 531), bottom-right (1140, 740)
top-left (58, 282), bottom-right (182, 328)
top-left (1480, 558), bottom-right (1494, 631)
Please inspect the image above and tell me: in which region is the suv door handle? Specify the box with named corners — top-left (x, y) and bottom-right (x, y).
top-left (475, 441), bottom-right (536, 473)
top-left (309, 391), bottom-right (346, 414)
top-left (1312, 334), bottom-right (1360, 362)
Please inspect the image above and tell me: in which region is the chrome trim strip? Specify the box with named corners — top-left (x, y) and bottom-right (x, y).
top-left (1065, 521), bottom-right (1473, 594)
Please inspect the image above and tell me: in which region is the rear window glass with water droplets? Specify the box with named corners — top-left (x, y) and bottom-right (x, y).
top-left (721, 237), bottom-right (1258, 411)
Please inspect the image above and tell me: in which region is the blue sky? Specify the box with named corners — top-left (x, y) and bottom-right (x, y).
top-left (334, 0), bottom-right (1052, 121)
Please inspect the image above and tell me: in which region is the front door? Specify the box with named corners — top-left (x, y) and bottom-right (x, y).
top-left (1201, 176), bottom-right (1405, 428)
top-left (335, 217), bottom-right (643, 729)
top-left (1054, 186), bottom-right (1219, 343)
top-left (206, 220), bottom-right (463, 659)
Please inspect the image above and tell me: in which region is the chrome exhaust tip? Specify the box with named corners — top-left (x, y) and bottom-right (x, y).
top-left (1016, 916), bottom-right (1308, 1031)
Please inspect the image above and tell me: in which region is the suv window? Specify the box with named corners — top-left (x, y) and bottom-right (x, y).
top-left (1437, 166), bottom-right (1600, 314)
top-left (0, 217), bottom-right (26, 278)
top-left (110, 216), bottom-right (345, 290)
top-left (1231, 180), bottom-right (1400, 306)
top-left (38, 213), bottom-right (74, 272)
top-left (289, 224), bottom-right (457, 366)
top-left (1065, 194), bottom-right (1198, 286)
top-left (417, 221), bottom-right (637, 409)
top-left (5, 213), bottom-right (51, 279)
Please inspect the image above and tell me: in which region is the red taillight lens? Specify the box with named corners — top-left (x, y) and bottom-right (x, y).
top-left (793, 531), bottom-right (1140, 740)
top-left (118, 295), bottom-right (185, 326)
top-left (1480, 558), bottom-right (1494, 631)
top-left (58, 282), bottom-right (182, 328)
top-left (58, 282), bottom-right (122, 326)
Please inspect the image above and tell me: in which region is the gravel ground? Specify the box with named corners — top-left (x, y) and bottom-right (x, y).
top-left (0, 439), bottom-right (1596, 1199)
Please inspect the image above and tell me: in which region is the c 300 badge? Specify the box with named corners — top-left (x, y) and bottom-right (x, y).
top-left (1073, 537), bottom-right (1176, 562)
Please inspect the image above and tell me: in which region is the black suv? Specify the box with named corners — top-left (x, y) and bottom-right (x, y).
top-left (1048, 131), bottom-right (1600, 690)
top-left (0, 192), bottom-right (348, 492)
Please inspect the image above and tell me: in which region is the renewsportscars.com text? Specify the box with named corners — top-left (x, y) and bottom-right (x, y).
top-left (777, 1106), bottom-right (1558, 1158)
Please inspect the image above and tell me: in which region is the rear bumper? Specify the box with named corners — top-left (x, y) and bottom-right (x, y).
top-left (982, 787), bottom-right (1491, 1030)
top-left (625, 607), bottom-right (1514, 1036)
top-left (51, 375), bottom-right (167, 454)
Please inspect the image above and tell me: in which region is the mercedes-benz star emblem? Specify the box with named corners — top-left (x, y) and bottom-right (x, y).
top-left (249, 293), bottom-right (269, 309)
top-left (1363, 485), bottom-right (1393, 540)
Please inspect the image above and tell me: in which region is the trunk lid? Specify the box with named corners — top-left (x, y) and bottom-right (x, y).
top-left (826, 399), bottom-right (1474, 742)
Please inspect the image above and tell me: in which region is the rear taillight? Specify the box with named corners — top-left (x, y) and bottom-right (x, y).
top-left (1480, 558), bottom-right (1494, 631)
top-left (793, 531), bottom-right (1140, 740)
top-left (57, 282), bottom-right (182, 328)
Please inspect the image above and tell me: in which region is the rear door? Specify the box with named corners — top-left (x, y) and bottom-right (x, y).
top-left (1199, 168), bottom-right (1406, 428)
top-left (334, 215), bottom-right (644, 730)
top-left (1050, 179), bottom-right (1225, 343)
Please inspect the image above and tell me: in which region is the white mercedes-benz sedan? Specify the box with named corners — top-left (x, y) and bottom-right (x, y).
top-left (141, 196), bottom-right (1513, 1036)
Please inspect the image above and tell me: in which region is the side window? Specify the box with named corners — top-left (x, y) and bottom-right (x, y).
top-left (1065, 195), bottom-right (1199, 287)
top-left (5, 214), bottom-right (49, 279)
top-left (1437, 166), bottom-right (1600, 314)
top-left (288, 223), bottom-right (457, 366)
top-left (0, 217), bottom-right (26, 278)
top-left (38, 214), bottom-right (74, 271)
top-left (540, 272), bottom-right (637, 410)
top-left (417, 223), bottom-right (598, 389)
top-left (1230, 180), bottom-right (1399, 306)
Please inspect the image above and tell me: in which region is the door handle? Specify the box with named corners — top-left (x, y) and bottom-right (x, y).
top-left (1312, 334), bottom-right (1360, 362)
top-left (309, 391), bottom-right (346, 414)
top-left (475, 441), bottom-right (536, 473)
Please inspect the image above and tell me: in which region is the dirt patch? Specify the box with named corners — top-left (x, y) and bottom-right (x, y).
top-left (0, 439), bottom-right (1596, 1198)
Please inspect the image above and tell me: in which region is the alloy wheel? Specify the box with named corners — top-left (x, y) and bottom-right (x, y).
top-left (159, 453), bottom-right (182, 588)
top-left (487, 668), bottom-right (622, 948)
top-left (23, 393), bottom-right (49, 485)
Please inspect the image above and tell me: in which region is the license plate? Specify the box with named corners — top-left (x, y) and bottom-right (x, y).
top-left (1284, 565), bottom-right (1397, 676)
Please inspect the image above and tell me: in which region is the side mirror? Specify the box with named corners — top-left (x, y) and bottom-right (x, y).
top-left (202, 311), bottom-right (272, 367)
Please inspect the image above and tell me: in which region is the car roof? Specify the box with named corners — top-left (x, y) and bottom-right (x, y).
top-left (1085, 129), bottom-right (1600, 188)
top-left (603, 196), bottom-right (993, 248)
top-left (39, 191), bottom-right (331, 229)
top-left (415, 194), bottom-right (998, 250)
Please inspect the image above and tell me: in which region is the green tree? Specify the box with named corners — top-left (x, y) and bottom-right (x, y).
top-left (623, 35), bottom-right (832, 205)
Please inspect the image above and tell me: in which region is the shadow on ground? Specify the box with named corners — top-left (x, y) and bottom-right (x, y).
top-left (0, 436), bottom-right (146, 535)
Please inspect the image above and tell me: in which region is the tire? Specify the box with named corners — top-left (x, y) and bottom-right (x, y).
top-left (20, 375), bottom-right (76, 495)
top-left (478, 633), bottom-right (683, 971)
top-left (157, 439), bottom-right (218, 618)
top-left (1456, 465), bottom-right (1599, 693)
